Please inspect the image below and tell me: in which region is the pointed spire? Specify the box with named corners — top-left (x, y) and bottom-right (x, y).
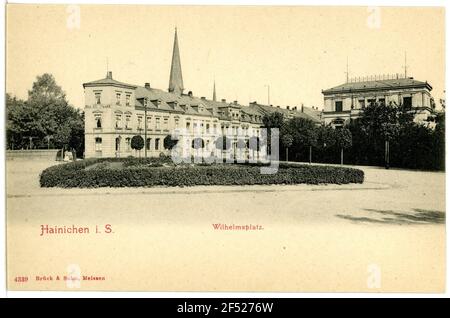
top-left (213, 81), bottom-right (217, 101)
top-left (168, 27), bottom-right (184, 95)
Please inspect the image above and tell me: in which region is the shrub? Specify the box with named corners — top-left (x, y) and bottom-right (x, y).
top-left (40, 158), bottom-right (364, 188)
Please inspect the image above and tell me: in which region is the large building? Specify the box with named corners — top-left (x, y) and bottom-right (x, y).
top-left (322, 75), bottom-right (436, 128)
top-left (83, 29), bottom-right (320, 158)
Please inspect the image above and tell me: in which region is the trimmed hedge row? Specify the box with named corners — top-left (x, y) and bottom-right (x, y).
top-left (40, 159), bottom-right (364, 188)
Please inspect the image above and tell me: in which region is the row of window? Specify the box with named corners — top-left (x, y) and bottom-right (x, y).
top-left (94, 91), bottom-right (132, 106)
top-left (334, 96), bottom-right (412, 112)
top-left (94, 137), bottom-right (162, 152)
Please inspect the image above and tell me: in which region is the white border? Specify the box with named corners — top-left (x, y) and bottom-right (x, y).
top-left (1, 0), bottom-right (448, 299)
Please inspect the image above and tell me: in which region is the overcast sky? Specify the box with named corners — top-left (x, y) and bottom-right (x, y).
top-left (6, 5), bottom-right (445, 110)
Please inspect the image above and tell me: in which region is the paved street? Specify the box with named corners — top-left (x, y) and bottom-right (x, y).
top-left (6, 159), bottom-right (445, 292)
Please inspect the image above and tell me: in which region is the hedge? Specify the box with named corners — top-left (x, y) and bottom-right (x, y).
top-left (40, 158), bottom-right (364, 188)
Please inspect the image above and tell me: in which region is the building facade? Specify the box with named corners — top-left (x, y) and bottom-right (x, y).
top-left (83, 29), bottom-right (320, 159)
top-left (322, 76), bottom-right (435, 128)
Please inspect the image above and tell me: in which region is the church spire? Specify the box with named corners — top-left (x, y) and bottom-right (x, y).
top-left (168, 28), bottom-right (184, 95)
top-left (213, 81), bottom-right (217, 101)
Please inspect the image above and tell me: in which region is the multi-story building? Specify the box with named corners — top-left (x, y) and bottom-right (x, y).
top-left (83, 29), bottom-right (320, 158)
top-left (321, 75), bottom-right (435, 128)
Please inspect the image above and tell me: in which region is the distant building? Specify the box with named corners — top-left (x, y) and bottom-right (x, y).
top-left (83, 29), bottom-right (319, 158)
top-left (322, 76), bottom-right (435, 128)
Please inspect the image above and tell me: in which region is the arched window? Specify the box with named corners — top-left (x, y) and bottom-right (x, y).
top-left (115, 137), bottom-right (121, 151)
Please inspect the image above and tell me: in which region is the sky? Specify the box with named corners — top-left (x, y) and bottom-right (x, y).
top-left (6, 5), bottom-right (445, 110)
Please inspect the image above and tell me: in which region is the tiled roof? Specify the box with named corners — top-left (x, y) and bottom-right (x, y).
top-left (323, 77), bottom-right (432, 94)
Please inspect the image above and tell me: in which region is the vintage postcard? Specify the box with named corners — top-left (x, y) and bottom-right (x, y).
top-left (5, 4), bottom-right (445, 293)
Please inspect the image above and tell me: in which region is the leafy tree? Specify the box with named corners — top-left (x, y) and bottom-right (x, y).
top-left (163, 135), bottom-right (178, 150)
top-left (262, 111), bottom-right (284, 152)
top-left (28, 73), bottom-right (66, 102)
top-left (215, 136), bottom-right (231, 151)
top-left (281, 133), bottom-right (293, 162)
top-left (282, 117), bottom-right (317, 163)
top-left (6, 74), bottom-right (85, 157)
top-left (335, 128), bottom-right (352, 165)
top-left (192, 138), bottom-right (205, 149)
top-left (262, 111), bottom-right (284, 129)
top-left (131, 135), bottom-right (144, 157)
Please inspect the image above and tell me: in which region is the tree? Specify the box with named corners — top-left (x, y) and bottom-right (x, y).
top-left (281, 133), bottom-right (293, 162)
top-left (131, 135), bottom-right (144, 157)
top-left (262, 111), bottom-right (284, 129)
top-left (282, 117), bottom-right (317, 163)
top-left (359, 101), bottom-right (409, 168)
top-left (262, 111), bottom-right (284, 153)
top-left (163, 135), bottom-right (178, 150)
top-left (215, 136), bottom-right (231, 151)
top-left (28, 73), bottom-right (66, 102)
top-left (192, 138), bottom-right (205, 149)
top-left (6, 74), bottom-right (85, 157)
top-left (334, 128), bottom-right (352, 165)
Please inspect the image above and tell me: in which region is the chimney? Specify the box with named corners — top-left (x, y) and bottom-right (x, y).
top-left (233, 100), bottom-right (238, 105)
top-left (106, 71), bottom-right (113, 79)
top-left (188, 91), bottom-right (193, 97)
top-left (249, 101), bottom-right (257, 105)
top-left (293, 106), bottom-right (297, 111)
top-left (286, 106), bottom-right (290, 110)
top-left (276, 106), bottom-right (280, 108)
top-left (201, 97), bottom-right (206, 100)
top-left (301, 105), bottom-right (304, 112)
top-left (144, 83), bottom-right (151, 89)
top-left (221, 99), bottom-right (226, 103)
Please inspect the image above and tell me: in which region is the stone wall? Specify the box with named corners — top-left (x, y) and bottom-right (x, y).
top-left (6, 149), bottom-right (60, 161)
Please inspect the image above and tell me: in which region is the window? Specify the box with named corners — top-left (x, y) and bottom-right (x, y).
top-left (137, 116), bottom-right (142, 129)
top-left (95, 137), bottom-right (102, 151)
top-left (163, 118), bottom-right (169, 129)
top-left (206, 123), bottom-right (210, 133)
top-left (126, 94), bottom-right (131, 106)
top-left (116, 93), bottom-right (121, 105)
top-left (125, 138), bottom-right (131, 151)
top-left (378, 98), bottom-right (386, 105)
top-left (115, 114), bottom-right (122, 128)
top-left (175, 118), bottom-right (179, 128)
top-left (125, 115), bottom-right (131, 129)
top-left (95, 116), bottom-right (102, 128)
top-left (358, 100), bottom-right (365, 109)
top-left (186, 122), bottom-right (191, 130)
top-left (367, 99), bottom-right (376, 106)
top-left (335, 101), bottom-right (343, 112)
top-left (155, 118), bottom-right (161, 129)
top-left (95, 92), bottom-right (101, 105)
top-left (146, 138), bottom-right (151, 150)
top-left (403, 96), bottom-right (412, 108)
top-left (155, 138), bottom-right (160, 150)
top-left (146, 116), bottom-right (151, 128)
top-left (115, 137), bottom-right (120, 151)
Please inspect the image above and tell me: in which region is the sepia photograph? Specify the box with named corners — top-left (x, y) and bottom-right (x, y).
top-left (3, 3), bottom-right (446, 295)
